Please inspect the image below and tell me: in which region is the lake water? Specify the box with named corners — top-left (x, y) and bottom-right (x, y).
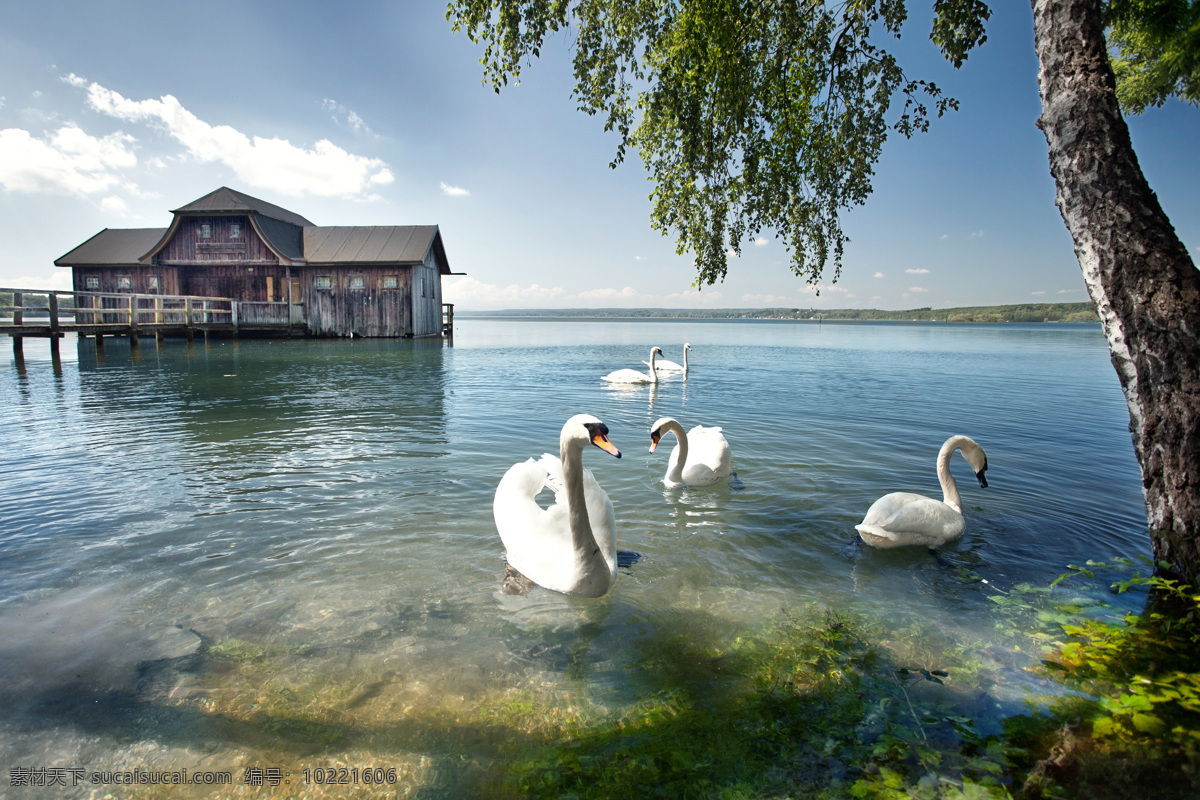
top-left (0, 318), bottom-right (1149, 797)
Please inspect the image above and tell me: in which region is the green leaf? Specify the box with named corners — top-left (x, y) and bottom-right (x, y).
top-left (1131, 712), bottom-right (1167, 734)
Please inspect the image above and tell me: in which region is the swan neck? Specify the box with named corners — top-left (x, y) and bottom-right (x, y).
top-left (649, 350), bottom-right (659, 383)
top-left (937, 441), bottom-right (962, 512)
top-left (666, 420), bottom-right (688, 484)
top-left (561, 439), bottom-right (598, 554)
top-left (682, 347), bottom-right (689, 374)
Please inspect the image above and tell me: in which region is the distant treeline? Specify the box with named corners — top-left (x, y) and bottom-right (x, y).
top-left (462, 303), bottom-right (1100, 323)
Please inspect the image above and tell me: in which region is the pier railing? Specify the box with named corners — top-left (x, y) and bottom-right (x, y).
top-left (0, 288), bottom-right (296, 333)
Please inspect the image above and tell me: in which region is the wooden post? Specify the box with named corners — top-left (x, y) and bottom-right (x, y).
top-left (128, 294), bottom-right (139, 346)
top-left (13, 292), bottom-right (22, 326)
top-left (184, 298), bottom-right (195, 342)
top-left (48, 293), bottom-right (59, 334)
top-left (12, 336), bottom-right (22, 356)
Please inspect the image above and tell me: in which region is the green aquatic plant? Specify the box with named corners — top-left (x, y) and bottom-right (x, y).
top-left (1042, 559), bottom-right (1200, 752)
top-left (475, 609), bottom-right (1021, 799)
top-left (206, 637), bottom-right (270, 662)
top-left (141, 564), bottom-right (1198, 799)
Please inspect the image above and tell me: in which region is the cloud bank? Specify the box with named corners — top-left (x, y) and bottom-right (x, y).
top-left (28, 74), bottom-right (395, 200)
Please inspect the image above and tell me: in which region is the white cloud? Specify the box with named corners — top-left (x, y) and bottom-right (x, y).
top-left (970, 229), bottom-right (984, 238)
top-left (440, 181), bottom-right (469, 197)
top-left (100, 195), bottom-right (129, 214)
top-left (321, 99), bottom-right (373, 135)
top-left (0, 125), bottom-right (137, 195)
top-left (753, 237), bottom-right (768, 247)
top-left (873, 271), bottom-right (885, 278)
top-left (905, 268), bottom-right (930, 274)
top-left (61, 73), bottom-right (87, 88)
top-left (939, 234), bottom-right (948, 241)
top-left (12, 270), bottom-right (73, 291)
top-left (741, 293), bottom-right (793, 305)
top-left (801, 283), bottom-right (850, 295)
top-left (0, 97), bottom-right (5, 110)
top-left (442, 276), bottom-right (567, 307)
top-left (441, 276), bottom-right (730, 310)
top-left (73, 77), bottom-right (392, 198)
top-left (633, 255), bottom-right (645, 261)
top-left (1057, 288), bottom-right (1081, 294)
top-left (908, 286), bottom-right (928, 293)
top-left (1032, 290), bottom-right (1046, 296)
top-left (577, 286), bottom-right (639, 302)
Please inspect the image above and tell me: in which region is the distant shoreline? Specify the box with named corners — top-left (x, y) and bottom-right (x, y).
top-left (456, 302), bottom-right (1099, 324)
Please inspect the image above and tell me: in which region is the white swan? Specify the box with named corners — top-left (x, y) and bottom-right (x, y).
top-left (493, 414), bottom-right (623, 596)
top-left (603, 347), bottom-right (662, 384)
top-left (649, 417), bottom-right (733, 488)
top-left (855, 435), bottom-right (989, 548)
top-left (645, 343), bottom-right (691, 373)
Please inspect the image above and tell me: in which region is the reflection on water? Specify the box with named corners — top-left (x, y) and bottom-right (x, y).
top-left (0, 321), bottom-right (1148, 794)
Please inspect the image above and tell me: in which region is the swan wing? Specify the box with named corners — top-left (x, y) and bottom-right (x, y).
top-left (603, 368), bottom-right (653, 383)
top-left (580, 466), bottom-right (618, 570)
top-left (680, 425), bottom-right (733, 485)
top-left (494, 456), bottom-right (574, 585)
top-left (855, 492), bottom-right (965, 548)
top-left (644, 359), bottom-right (684, 371)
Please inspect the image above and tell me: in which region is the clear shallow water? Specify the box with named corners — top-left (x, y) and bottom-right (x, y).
top-left (0, 319), bottom-right (1148, 796)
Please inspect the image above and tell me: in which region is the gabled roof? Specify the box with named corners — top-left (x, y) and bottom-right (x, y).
top-left (54, 228), bottom-right (167, 266)
top-left (253, 213), bottom-right (305, 262)
top-left (172, 186), bottom-right (314, 227)
top-left (55, 189), bottom-right (456, 274)
top-left (303, 225), bottom-right (452, 274)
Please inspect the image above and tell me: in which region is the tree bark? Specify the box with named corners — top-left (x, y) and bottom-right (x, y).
top-left (1032, 0), bottom-right (1200, 580)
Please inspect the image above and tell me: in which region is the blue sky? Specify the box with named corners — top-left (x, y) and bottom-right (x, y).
top-left (1, 1), bottom-right (1196, 311)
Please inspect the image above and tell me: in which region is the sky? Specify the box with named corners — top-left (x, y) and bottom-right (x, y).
top-left (0, 1), bottom-right (1196, 312)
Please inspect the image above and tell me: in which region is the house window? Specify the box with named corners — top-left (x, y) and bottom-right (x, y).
top-left (349, 275), bottom-right (365, 290)
top-left (85, 276), bottom-right (100, 289)
top-left (230, 223), bottom-right (241, 239)
top-left (117, 275), bottom-right (132, 290)
top-left (200, 224), bottom-right (211, 238)
top-left (382, 275), bottom-right (398, 289)
top-left (148, 276), bottom-right (160, 292)
top-left (315, 276), bottom-right (332, 290)
top-left (416, 274), bottom-right (424, 298)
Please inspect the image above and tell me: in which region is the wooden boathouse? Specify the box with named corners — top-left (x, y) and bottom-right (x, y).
top-left (52, 187), bottom-right (460, 339)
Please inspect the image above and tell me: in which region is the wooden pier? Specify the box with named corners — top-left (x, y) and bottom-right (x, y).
top-left (2, 288), bottom-right (457, 353)
top-left (1, 287), bottom-right (296, 354)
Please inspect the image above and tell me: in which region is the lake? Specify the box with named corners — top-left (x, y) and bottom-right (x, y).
top-left (0, 318), bottom-right (1149, 797)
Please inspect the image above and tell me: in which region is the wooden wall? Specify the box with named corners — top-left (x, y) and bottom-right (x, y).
top-left (157, 216), bottom-right (278, 265)
top-left (411, 262), bottom-right (443, 337)
top-left (73, 266), bottom-right (180, 296)
top-left (301, 267), bottom-right (413, 338)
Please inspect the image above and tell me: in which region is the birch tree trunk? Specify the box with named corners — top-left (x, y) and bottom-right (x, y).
top-left (1032, 0), bottom-right (1200, 579)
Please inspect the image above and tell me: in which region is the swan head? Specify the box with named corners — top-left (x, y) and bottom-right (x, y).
top-left (650, 346), bottom-right (663, 358)
top-left (683, 343), bottom-right (691, 351)
top-left (562, 414), bottom-right (622, 458)
top-left (958, 436), bottom-right (989, 488)
top-left (648, 417), bottom-right (679, 453)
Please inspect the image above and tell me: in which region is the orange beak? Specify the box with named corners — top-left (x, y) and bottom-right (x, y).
top-left (649, 430), bottom-right (661, 453)
top-left (592, 431), bottom-right (621, 458)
